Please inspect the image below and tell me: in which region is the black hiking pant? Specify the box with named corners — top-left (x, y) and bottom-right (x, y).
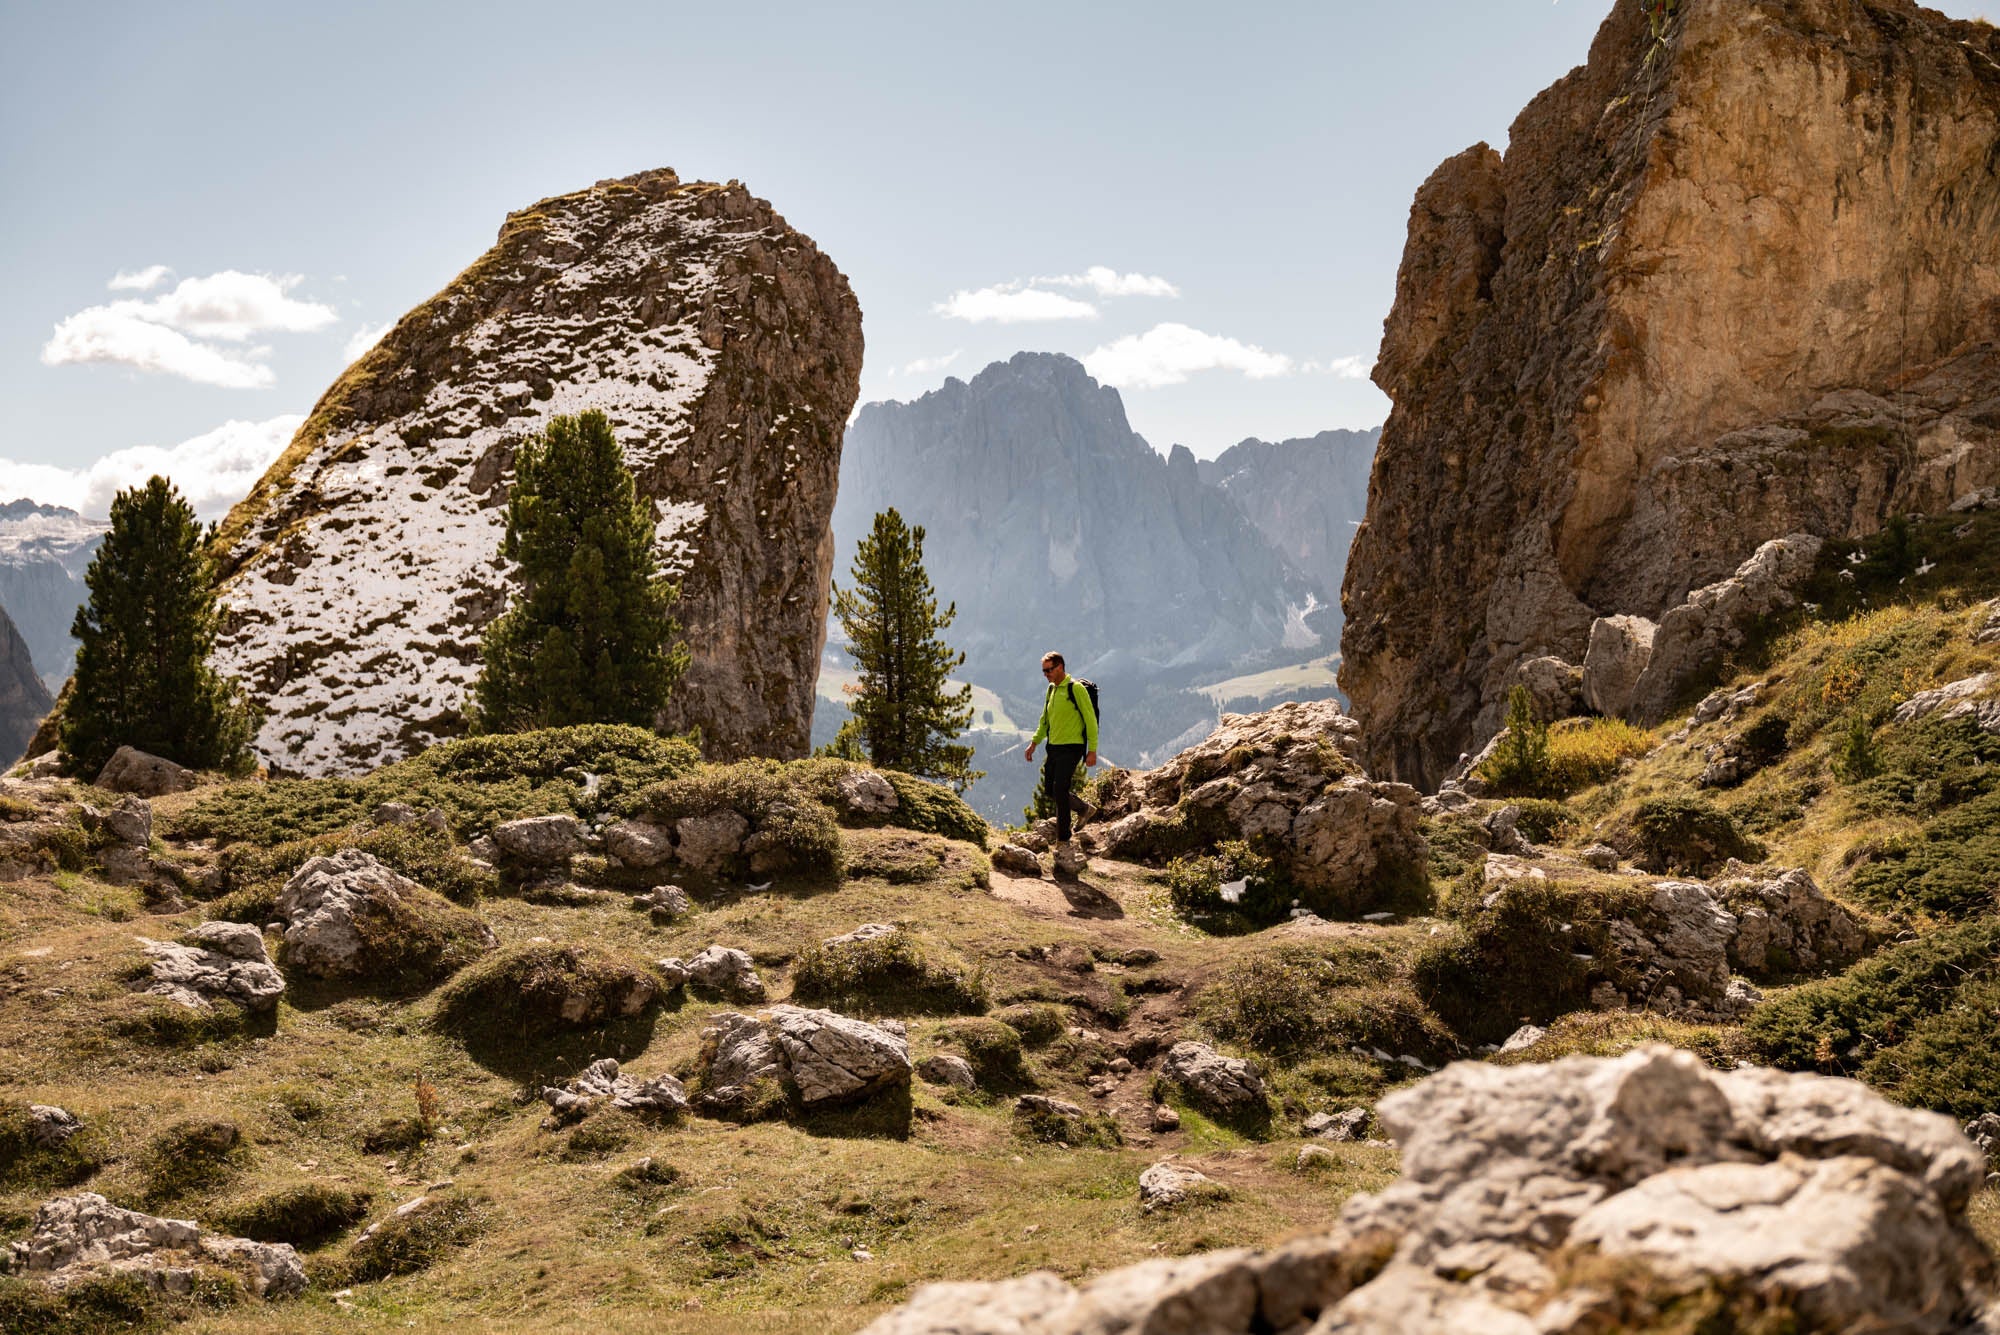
top-left (1044, 743), bottom-right (1088, 842)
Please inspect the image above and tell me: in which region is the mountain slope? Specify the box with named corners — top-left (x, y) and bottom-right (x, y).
top-left (0, 500), bottom-right (105, 691)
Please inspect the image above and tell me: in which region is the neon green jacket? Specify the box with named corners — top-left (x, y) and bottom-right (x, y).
top-left (1032, 676), bottom-right (1098, 751)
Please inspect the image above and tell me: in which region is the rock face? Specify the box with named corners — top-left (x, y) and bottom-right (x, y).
top-left (211, 168), bottom-right (863, 775)
top-left (861, 1048), bottom-right (1999, 1334)
top-left (834, 353), bottom-right (1329, 685)
top-left (1091, 700), bottom-right (1426, 915)
top-left (1342, 0), bottom-right (2000, 784)
top-left (137, 924), bottom-right (284, 1013)
top-left (8, 1192), bottom-right (306, 1298)
top-left (0, 602), bottom-right (52, 766)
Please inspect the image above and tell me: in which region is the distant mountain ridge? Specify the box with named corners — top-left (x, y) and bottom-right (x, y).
top-left (0, 499), bottom-right (106, 691)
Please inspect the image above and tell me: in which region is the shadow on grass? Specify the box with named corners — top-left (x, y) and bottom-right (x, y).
top-left (443, 1007), bottom-right (669, 1086)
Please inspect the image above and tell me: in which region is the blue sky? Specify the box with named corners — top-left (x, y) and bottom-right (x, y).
top-left (4, 0), bottom-right (1994, 515)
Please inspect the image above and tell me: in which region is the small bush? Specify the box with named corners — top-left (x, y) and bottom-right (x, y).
top-left (1744, 916), bottom-right (2000, 1084)
top-left (210, 1184), bottom-right (373, 1249)
top-left (219, 823), bottom-right (496, 907)
top-left (341, 1192), bottom-right (491, 1282)
top-left (990, 1003), bottom-right (1068, 1045)
top-left (1737, 713), bottom-right (1791, 770)
top-left (561, 1115), bottom-right (636, 1161)
top-left (1476, 686), bottom-right (1552, 796)
top-left (139, 1119), bottom-right (246, 1207)
top-left (633, 760), bottom-right (843, 881)
top-left (792, 928), bottom-right (987, 1016)
top-left (1161, 840), bottom-right (1289, 925)
top-left (1845, 792), bottom-right (2000, 920)
top-left (1510, 798), bottom-right (1576, 846)
top-left (1627, 796), bottom-right (1761, 876)
top-left (1013, 1103), bottom-right (1121, 1149)
top-left (1198, 944), bottom-right (1450, 1064)
top-left (0, 1268), bottom-right (239, 1334)
top-left (432, 941), bottom-right (661, 1047)
top-left (939, 1018), bottom-right (1031, 1087)
top-left (0, 1108), bottom-right (106, 1188)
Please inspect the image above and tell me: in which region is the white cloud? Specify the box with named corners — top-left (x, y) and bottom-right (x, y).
top-left (1306, 354), bottom-right (1372, 379)
top-left (108, 265), bottom-right (172, 292)
top-left (0, 416), bottom-right (302, 520)
top-left (41, 270), bottom-right (338, 387)
top-left (897, 350), bottom-right (961, 376)
top-left (1083, 322), bottom-right (1295, 389)
top-left (934, 287), bottom-right (1099, 323)
top-left (41, 310), bottom-right (276, 388)
top-left (344, 321), bottom-right (391, 363)
top-left (1034, 266), bottom-right (1179, 298)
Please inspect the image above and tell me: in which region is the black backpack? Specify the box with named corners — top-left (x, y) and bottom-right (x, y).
top-left (1066, 678), bottom-right (1101, 729)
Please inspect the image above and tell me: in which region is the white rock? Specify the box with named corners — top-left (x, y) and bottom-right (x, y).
top-left (1138, 1161), bottom-right (1221, 1212)
top-left (686, 945), bottom-right (766, 999)
top-left (7, 1192), bottom-right (304, 1297)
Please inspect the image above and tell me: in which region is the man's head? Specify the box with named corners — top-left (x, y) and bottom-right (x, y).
top-left (1041, 651), bottom-right (1065, 682)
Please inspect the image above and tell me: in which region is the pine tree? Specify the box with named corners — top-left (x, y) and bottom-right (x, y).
top-left (60, 476), bottom-right (256, 776)
top-left (471, 410), bottom-right (690, 733)
top-left (832, 508), bottom-right (982, 792)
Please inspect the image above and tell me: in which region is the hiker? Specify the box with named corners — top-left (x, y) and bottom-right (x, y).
top-left (1023, 650), bottom-right (1098, 849)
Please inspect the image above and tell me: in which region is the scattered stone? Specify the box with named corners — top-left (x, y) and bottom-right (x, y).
top-left (604, 819), bottom-right (674, 870)
top-left (78, 796), bottom-right (151, 848)
top-left (7, 1192), bottom-right (305, 1297)
top-left (540, 1058), bottom-right (688, 1122)
top-left (1498, 1024), bottom-right (1546, 1055)
top-left (1481, 803), bottom-right (1527, 854)
top-left (917, 1054), bottom-right (977, 1092)
top-left (138, 924), bottom-right (284, 1013)
top-left (490, 813), bottom-right (588, 865)
top-left (824, 922), bottom-right (898, 947)
top-left (26, 1105), bottom-right (81, 1148)
top-left (1891, 671), bottom-right (2000, 734)
top-left (1017, 1094), bottom-right (1085, 1118)
top-left (991, 843), bottom-right (1043, 877)
top-left (95, 747), bottom-right (195, 797)
top-left (1051, 843), bottom-right (1089, 879)
top-left (673, 810), bottom-right (750, 875)
top-left (1303, 1107), bottom-right (1371, 1141)
top-left (1582, 615), bottom-right (1658, 719)
top-left (697, 1006), bottom-right (912, 1112)
top-left (631, 885), bottom-right (692, 923)
top-left (372, 801), bottom-right (418, 826)
top-left (274, 849), bottom-right (498, 982)
top-left (1296, 1144), bottom-right (1341, 1170)
top-left (15, 752), bottom-right (62, 780)
top-left (1160, 1041), bottom-right (1266, 1119)
top-left (421, 808), bottom-right (449, 833)
top-left (1137, 1161), bottom-right (1224, 1213)
top-left (835, 769), bottom-right (899, 816)
top-left (1151, 1105), bottom-right (1180, 1132)
top-left (686, 945), bottom-right (766, 1000)
top-left (1579, 843), bottom-right (1620, 871)
top-left (1974, 601), bottom-right (2000, 648)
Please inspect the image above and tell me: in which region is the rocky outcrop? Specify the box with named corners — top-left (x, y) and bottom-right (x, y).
top-left (1713, 866), bottom-right (1871, 977)
top-left (137, 923), bottom-right (284, 1014)
top-left (8, 1192), bottom-right (306, 1298)
top-left (1091, 701), bottom-right (1426, 915)
top-left (1160, 1041), bottom-right (1267, 1120)
top-left (540, 1057), bottom-right (688, 1122)
top-left (862, 1047), bottom-right (1998, 1334)
top-left (1343, 0), bottom-right (2000, 785)
top-left (695, 1005), bottom-right (911, 1113)
top-left (274, 849), bottom-right (497, 984)
top-left (211, 168), bottom-right (863, 775)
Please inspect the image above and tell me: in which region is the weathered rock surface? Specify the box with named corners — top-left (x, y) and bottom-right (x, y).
top-left (916, 1053), bottom-right (977, 1092)
top-left (1138, 1161), bottom-right (1224, 1213)
top-left (96, 746), bottom-right (195, 797)
top-left (863, 1047), bottom-right (1999, 1334)
top-left (138, 924), bottom-right (284, 1013)
top-left (685, 944), bottom-right (765, 999)
top-left (835, 769), bottom-right (899, 816)
top-left (1304, 1108), bottom-right (1371, 1142)
top-left (604, 818), bottom-right (674, 869)
top-left (490, 813), bottom-right (588, 866)
top-left (1343, 0), bottom-right (2000, 784)
top-left (1160, 1041), bottom-right (1266, 1120)
top-left (8, 1192), bottom-right (306, 1297)
top-left (1714, 866), bottom-right (1870, 976)
top-left (540, 1057), bottom-right (688, 1121)
top-left (696, 1005), bottom-right (911, 1111)
top-left (990, 843), bottom-right (1042, 877)
top-left (210, 168), bottom-right (863, 775)
top-left (674, 810), bottom-right (749, 875)
top-left (1091, 700), bottom-right (1425, 915)
top-left (274, 848), bottom-right (497, 981)
top-left (25, 1104), bottom-right (81, 1148)
top-left (1893, 670), bottom-right (2000, 734)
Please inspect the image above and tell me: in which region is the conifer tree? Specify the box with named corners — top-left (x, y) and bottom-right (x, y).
top-left (61, 476), bottom-right (256, 776)
top-left (471, 410), bottom-right (689, 733)
top-left (832, 508), bottom-right (981, 792)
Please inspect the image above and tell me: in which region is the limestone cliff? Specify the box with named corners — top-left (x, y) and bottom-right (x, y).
top-left (213, 169), bottom-right (863, 775)
top-left (1341, 0), bottom-right (2000, 785)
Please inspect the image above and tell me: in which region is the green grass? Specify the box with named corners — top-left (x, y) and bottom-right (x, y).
top-left (791, 928), bottom-right (988, 1017)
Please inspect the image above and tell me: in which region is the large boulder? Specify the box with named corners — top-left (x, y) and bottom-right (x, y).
top-left (274, 848), bottom-right (498, 985)
top-left (1714, 866), bottom-right (1870, 977)
top-left (8, 1192), bottom-right (306, 1298)
top-left (1341, 0), bottom-right (2000, 785)
top-left (95, 747), bottom-right (195, 797)
top-left (137, 923), bottom-right (284, 1014)
top-left (1160, 1041), bottom-right (1267, 1121)
top-left (207, 169), bottom-right (863, 775)
top-left (489, 814), bottom-right (588, 866)
top-left (861, 1047), bottom-right (1998, 1334)
top-left (695, 1005), bottom-right (911, 1113)
top-left (1090, 701), bottom-right (1425, 916)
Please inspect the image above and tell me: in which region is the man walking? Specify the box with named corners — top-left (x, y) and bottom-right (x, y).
top-left (1024, 651), bottom-right (1098, 861)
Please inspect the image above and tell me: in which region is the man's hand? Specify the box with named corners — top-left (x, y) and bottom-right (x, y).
top-left (1086, 751), bottom-right (1098, 768)
top-left (1024, 744), bottom-right (1036, 763)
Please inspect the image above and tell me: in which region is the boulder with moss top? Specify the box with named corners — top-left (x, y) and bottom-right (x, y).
top-left (695, 1005), bottom-right (911, 1114)
top-left (274, 849), bottom-right (497, 985)
top-left (137, 923), bottom-right (284, 1014)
